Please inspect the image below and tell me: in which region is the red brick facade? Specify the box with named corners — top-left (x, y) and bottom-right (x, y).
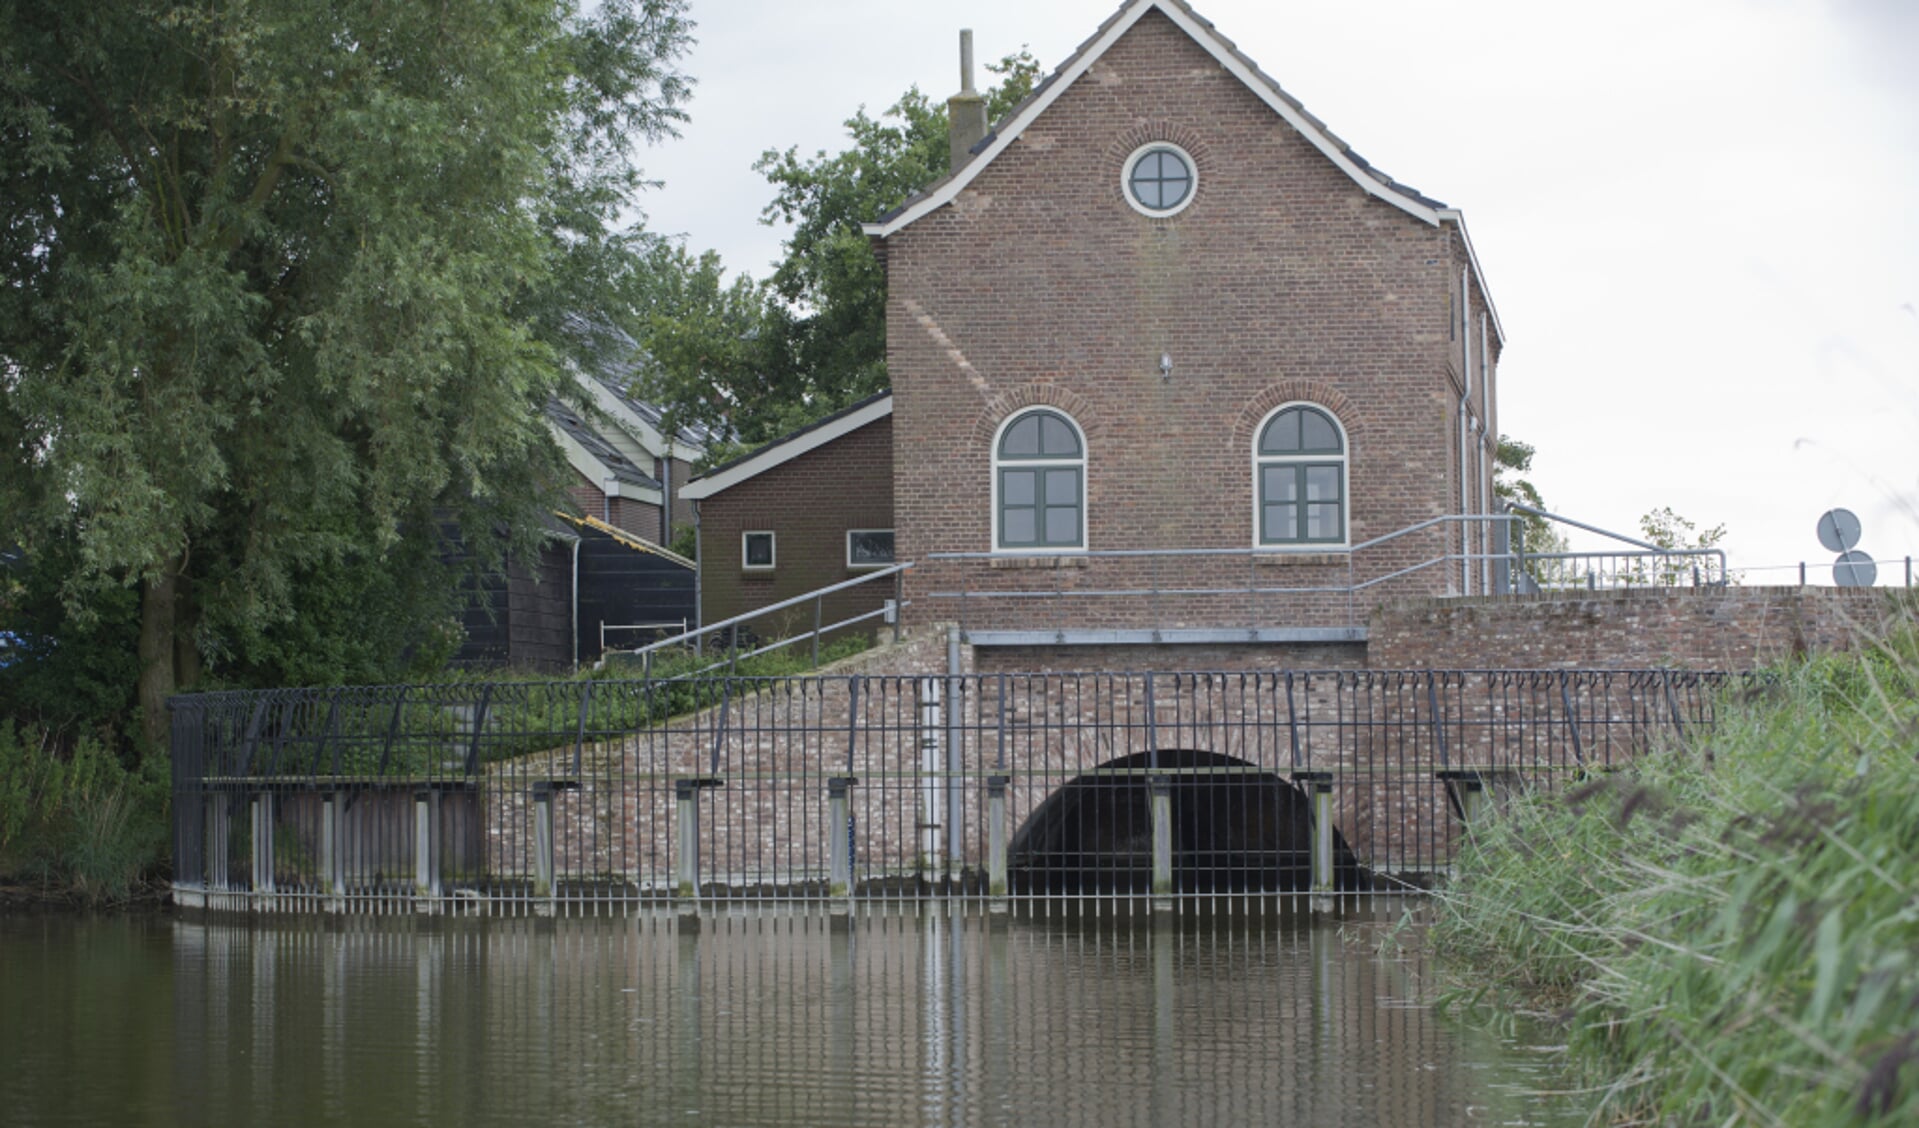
top-left (1368, 587), bottom-right (1916, 671)
top-left (695, 415), bottom-right (896, 637)
top-left (881, 7), bottom-right (1501, 636)
top-left (566, 474), bottom-right (664, 545)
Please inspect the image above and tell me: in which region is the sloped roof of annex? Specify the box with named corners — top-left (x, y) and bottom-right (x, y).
top-left (678, 391), bottom-right (893, 502)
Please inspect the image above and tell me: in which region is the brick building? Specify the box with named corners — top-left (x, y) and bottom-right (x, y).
top-left (679, 394), bottom-right (897, 640)
top-left (687, 0), bottom-right (1504, 655)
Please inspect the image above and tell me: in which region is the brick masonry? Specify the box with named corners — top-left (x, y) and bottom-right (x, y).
top-left (696, 415), bottom-right (895, 640)
top-left (885, 9), bottom-right (1501, 633)
top-left (1367, 586), bottom-right (1916, 670)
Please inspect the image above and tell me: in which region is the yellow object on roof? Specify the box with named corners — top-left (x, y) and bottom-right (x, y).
top-left (553, 512), bottom-right (695, 569)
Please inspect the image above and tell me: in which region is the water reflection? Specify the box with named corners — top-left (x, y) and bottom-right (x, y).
top-left (0, 905), bottom-right (1582, 1127)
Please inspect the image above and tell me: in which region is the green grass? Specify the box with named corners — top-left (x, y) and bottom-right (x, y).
top-left (1426, 625), bottom-right (1919, 1124)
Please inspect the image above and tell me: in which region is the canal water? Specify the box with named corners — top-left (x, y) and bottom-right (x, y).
top-left (1, 903), bottom-right (1584, 1126)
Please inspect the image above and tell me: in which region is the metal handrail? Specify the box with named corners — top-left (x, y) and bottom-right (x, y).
top-left (605, 562), bottom-right (914, 675)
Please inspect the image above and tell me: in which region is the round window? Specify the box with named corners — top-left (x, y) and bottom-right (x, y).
top-left (1121, 143), bottom-right (1197, 216)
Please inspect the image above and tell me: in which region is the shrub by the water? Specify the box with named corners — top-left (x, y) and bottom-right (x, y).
top-left (1427, 628), bottom-right (1919, 1124)
top-left (0, 723), bottom-right (170, 902)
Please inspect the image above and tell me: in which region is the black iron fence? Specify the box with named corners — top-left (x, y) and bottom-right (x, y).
top-left (170, 668), bottom-right (1740, 914)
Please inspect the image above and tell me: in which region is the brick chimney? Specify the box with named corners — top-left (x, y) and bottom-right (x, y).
top-left (947, 29), bottom-right (989, 170)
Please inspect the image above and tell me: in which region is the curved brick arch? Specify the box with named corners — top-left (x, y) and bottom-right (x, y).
top-left (1230, 381), bottom-right (1361, 454)
top-left (968, 384), bottom-right (1105, 450)
top-left (1102, 121), bottom-right (1215, 213)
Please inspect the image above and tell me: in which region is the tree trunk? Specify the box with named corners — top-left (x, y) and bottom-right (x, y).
top-left (173, 570), bottom-right (202, 692)
top-left (137, 557), bottom-right (181, 758)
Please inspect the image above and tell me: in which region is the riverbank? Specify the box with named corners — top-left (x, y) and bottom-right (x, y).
top-left (1425, 627), bottom-right (1919, 1124)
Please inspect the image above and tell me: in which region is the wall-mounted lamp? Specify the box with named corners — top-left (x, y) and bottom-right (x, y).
top-left (1158, 353), bottom-right (1173, 379)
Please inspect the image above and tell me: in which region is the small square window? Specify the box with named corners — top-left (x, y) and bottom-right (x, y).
top-left (847, 529), bottom-right (895, 568)
top-left (742, 531), bottom-right (775, 570)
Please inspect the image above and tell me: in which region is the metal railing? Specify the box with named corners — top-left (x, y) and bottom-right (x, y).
top-left (169, 667), bottom-right (1743, 915)
top-left (1507, 503), bottom-right (1729, 592)
top-left (922, 511), bottom-right (1728, 638)
top-left (601, 563), bottom-right (912, 680)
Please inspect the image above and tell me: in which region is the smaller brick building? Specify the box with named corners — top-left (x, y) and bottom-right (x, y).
top-left (678, 394), bottom-right (897, 640)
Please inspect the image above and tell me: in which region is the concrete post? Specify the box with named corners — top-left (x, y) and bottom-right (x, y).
top-left (986, 775), bottom-right (1009, 910)
top-left (1438, 769), bottom-right (1490, 832)
top-left (945, 626), bottom-right (964, 888)
top-left (321, 792), bottom-right (345, 910)
top-left (1294, 771), bottom-right (1336, 910)
top-left (414, 789), bottom-right (442, 904)
top-left (532, 783), bottom-right (557, 907)
top-left (675, 778), bottom-right (723, 918)
top-left (1149, 776), bottom-right (1173, 913)
top-left (916, 676), bottom-right (944, 877)
top-left (250, 792), bottom-right (275, 900)
top-left (205, 795), bottom-right (231, 893)
top-left (827, 776), bottom-right (857, 912)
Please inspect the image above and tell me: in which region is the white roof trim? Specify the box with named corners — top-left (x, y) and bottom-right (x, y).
top-left (550, 422), bottom-right (664, 507)
top-left (1438, 209), bottom-right (1505, 347)
top-left (680, 396), bottom-right (893, 501)
top-left (861, 0), bottom-right (1441, 242)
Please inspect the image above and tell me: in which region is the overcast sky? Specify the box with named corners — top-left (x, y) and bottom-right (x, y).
top-left (637, 0), bottom-right (1918, 583)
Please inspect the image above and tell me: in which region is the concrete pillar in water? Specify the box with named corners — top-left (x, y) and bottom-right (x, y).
top-left (675, 777), bottom-right (721, 926)
top-left (916, 676), bottom-right (944, 880)
top-left (986, 775), bottom-right (1009, 911)
top-left (414, 788), bottom-right (441, 906)
top-left (205, 795), bottom-right (231, 895)
top-left (250, 792), bottom-right (275, 902)
top-left (827, 776), bottom-right (857, 913)
top-left (321, 792), bottom-right (345, 911)
top-left (1149, 775), bottom-right (1174, 913)
top-left (1293, 771), bottom-right (1335, 910)
top-left (1438, 769), bottom-right (1490, 829)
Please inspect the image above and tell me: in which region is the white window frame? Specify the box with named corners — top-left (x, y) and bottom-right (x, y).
top-left (1120, 142), bottom-right (1199, 218)
top-left (990, 408), bottom-right (1089, 554)
top-left (741, 530), bottom-right (776, 571)
top-left (1251, 402), bottom-right (1350, 550)
top-left (846, 528), bottom-right (895, 570)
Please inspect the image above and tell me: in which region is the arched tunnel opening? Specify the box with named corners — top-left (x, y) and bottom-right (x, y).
top-left (1007, 750), bottom-right (1370, 894)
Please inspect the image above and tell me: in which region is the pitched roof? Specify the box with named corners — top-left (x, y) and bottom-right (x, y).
top-left (546, 400), bottom-right (661, 489)
top-left (862, 0), bottom-right (1502, 342)
top-left (679, 392), bottom-right (893, 501)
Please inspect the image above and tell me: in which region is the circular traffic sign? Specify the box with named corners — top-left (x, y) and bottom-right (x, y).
top-left (1816, 508), bottom-right (1862, 552)
top-left (1834, 550), bottom-right (1877, 588)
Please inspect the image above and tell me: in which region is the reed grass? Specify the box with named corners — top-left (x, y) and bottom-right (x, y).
top-left (1427, 624), bottom-right (1919, 1124)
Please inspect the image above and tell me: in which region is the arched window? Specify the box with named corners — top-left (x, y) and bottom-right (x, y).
top-left (994, 408), bottom-right (1085, 550)
top-left (1256, 404), bottom-right (1346, 546)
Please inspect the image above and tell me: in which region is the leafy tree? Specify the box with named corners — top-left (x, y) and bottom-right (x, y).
top-left (635, 51), bottom-right (1043, 449)
top-left (1636, 506), bottom-right (1729, 585)
top-left (0, 0), bottom-right (692, 752)
top-left (1492, 435), bottom-right (1567, 559)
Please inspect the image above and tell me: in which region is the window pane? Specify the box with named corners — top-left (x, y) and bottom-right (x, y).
top-left (744, 533), bottom-right (773, 567)
top-left (1299, 410), bottom-right (1340, 452)
top-left (1263, 466), bottom-right (1298, 503)
top-left (1264, 504), bottom-right (1297, 541)
top-left (1003, 508), bottom-right (1036, 544)
top-left (1002, 470), bottom-right (1035, 506)
top-left (848, 530), bottom-right (894, 565)
top-left (1045, 506), bottom-right (1079, 545)
top-left (1260, 410), bottom-right (1301, 454)
top-left (1307, 503), bottom-right (1341, 540)
top-left (1001, 415), bottom-right (1040, 456)
top-left (1038, 414), bottom-right (1080, 457)
top-left (1043, 468), bottom-right (1080, 506)
top-left (1305, 465), bottom-right (1341, 501)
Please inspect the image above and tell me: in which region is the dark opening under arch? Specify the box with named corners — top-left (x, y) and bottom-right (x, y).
top-left (1007, 750), bottom-right (1370, 894)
